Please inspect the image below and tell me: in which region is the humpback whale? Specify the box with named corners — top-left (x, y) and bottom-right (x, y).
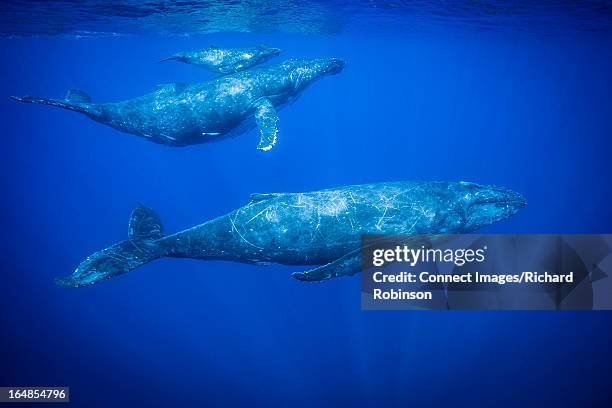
top-left (11, 58), bottom-right (345, 151)
top-left (160, 45), bottom-right (281, 74)
top-left (55, 181), bottom-right (525, 288)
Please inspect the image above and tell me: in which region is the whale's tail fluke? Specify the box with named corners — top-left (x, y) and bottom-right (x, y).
top-left (10, 89), bottom-right (95, 115)
top-left (55, 204), bottom-right (167, 288)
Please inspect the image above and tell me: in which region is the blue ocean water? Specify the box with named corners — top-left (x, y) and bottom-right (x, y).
top-left (1, 2), bottom-right (612, 407)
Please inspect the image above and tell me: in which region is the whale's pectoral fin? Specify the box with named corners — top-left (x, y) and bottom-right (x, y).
top-left (292, 235), bottom-right (438, 282)
top-left (253, 98), bottom-right (279, 152)
top-left (293, 249), bottom-right (361, 282)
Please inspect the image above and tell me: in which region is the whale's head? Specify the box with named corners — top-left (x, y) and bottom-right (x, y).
top-left (283, 58), bottom-right (345, 91)
top-left (458, 182), bottom-right (526, 231)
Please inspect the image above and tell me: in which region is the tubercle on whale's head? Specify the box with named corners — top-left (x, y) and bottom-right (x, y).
top-left (458, 182), bottom-right (526, 232)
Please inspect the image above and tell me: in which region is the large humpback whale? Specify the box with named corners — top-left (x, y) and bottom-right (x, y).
top-left (55, 181), bottom-right (525, 287)
top-left (160, 45), bottom-right (281, 74)
top-left (11, 58), bottom-right (345, 151)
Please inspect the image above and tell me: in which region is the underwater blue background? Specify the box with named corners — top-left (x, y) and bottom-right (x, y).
top-left (1, 5), bottom-right (612, 407)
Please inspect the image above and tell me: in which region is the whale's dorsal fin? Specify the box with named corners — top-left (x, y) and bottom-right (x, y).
top-left (292, 249), bottom-right (361, 282)
top-left (250, 192), bottom-right (281, 202)
top-left (65, 89), bottom-right (92, 103)
top-left (253, 98), bottom-right (279, 152)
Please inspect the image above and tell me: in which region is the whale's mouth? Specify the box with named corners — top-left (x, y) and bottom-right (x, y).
top-left (464, 188), bottom-right (526, 230)
top-left (474, 198), bottom-right (527, 208)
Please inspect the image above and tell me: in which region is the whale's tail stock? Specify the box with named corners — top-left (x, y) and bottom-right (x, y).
top-left (10, 89), bottom-right (96, 115)
top-left (55, 204), bottom-right (167, 288)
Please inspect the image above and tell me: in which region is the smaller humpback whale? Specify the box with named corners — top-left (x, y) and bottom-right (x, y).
top-left (55, 181), bottom-right (526, 288)
top-left (11, 58), bottom-right (344, 151)
top-left (160, 45), bottom-right (281, 74)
